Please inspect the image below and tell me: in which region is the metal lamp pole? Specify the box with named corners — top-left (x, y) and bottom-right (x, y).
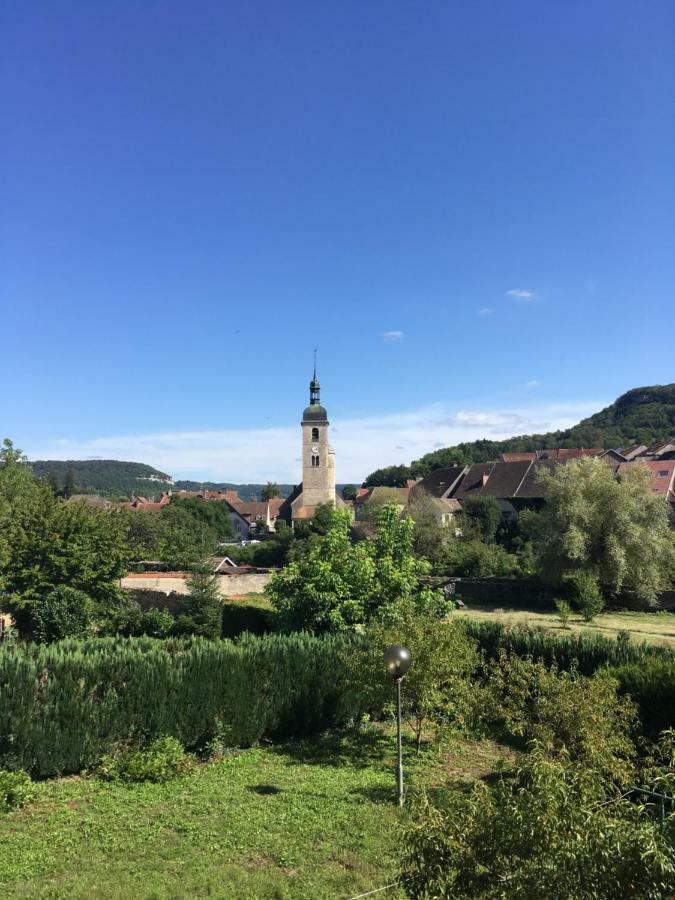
top-left (384, 645), bottom-right (412, 806)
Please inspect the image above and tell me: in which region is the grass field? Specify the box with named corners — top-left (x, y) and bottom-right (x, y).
top-left (455, 603), bottom-right (675, 648)
top-left (0, 728), bottom-right (512, 899)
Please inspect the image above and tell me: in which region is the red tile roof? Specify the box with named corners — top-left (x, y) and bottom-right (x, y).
top-left (618, 460), bottom-right (675, 502)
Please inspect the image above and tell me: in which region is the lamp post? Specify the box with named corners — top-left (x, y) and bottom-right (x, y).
top-left (384, 644), bottom-right (412, 806)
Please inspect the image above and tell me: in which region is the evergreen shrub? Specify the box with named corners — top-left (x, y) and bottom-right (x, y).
top-left (612, 657), bottom-right (675, 741)
top-left (0, 633), bottom-right (362, 777)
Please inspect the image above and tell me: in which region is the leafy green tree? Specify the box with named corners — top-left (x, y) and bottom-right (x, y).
top-left (175, 570), bottom-right (223, 638)
top-left (341, 484), bottom-right (358, 501)
top-left (406, 492), bottom-right (451, 565)
top-left (459, 496), bottom-right (503, 544)
top-left (402, 749), bottom-right (675, 899)
top-left (530, 457), bottom-right (675, 602)
top-left (363, 464), bottom-right (412, 488)
top-left (352, 608), bottom-right (477, 752)
top-left (0, 442), bottom-right (131, 638)
top-left (46, 472), bottom-right (61, 496)
top-left (267, 505), bottom-right (445, 632)
top-left (32, 586), bottom-right (93, 643)
top-left (360, 488), bottom-right (407, 525)
top-left (260, 481), bottom-right (283, 501)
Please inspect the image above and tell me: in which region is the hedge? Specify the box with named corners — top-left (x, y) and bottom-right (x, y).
top-left (463, 620), bottom-right (673, 675)
top-left (0, 633), bottom-right (362, 777)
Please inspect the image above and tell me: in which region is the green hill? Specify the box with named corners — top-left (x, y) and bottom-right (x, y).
top-left (365, 383), bottom-right (675, 484)
top-left (30, 460), bottom-right (174, 498)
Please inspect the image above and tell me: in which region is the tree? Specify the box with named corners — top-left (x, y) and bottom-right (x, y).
top-left (175, 570), bottom-right (223, 638)
top-left (0, 445), bottom-right (131, 638)
top-left (266, 504), bottom-right (446, 632)
top-left (363, 464), bottom-right (412, 488)
top-left (459, 496), bottom-right (503, 544)
top-left (63, 467), bottom-right (76, 499)
top-left (407, 492), bottom-right (451, 565)
top-left (530, 457), bottom-right (675, 603)
top-left (341, 484), bottom-right (358, 501)
top-left (46, 472), bottom-right (61, 496)
top-left (260, 481), bottom-right (282, 501)
top-left (360, 488), bottom-right (407, 525)
top-left (352, 608), bottom-right (478, 752)
top-left (32, 586), bottom-right (93, 643)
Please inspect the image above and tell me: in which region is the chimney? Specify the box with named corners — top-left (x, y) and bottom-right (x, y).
top-left (481, 474), bottom-right (489, 486)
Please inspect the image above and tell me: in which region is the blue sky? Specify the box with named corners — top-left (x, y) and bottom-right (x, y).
top-left (1, 1), bottom-right (673, 482)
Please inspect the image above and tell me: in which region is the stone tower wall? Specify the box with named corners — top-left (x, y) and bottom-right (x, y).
top-left (301, 419), bottom-right (336, 507)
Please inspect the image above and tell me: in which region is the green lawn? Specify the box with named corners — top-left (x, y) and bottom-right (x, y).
top-left (455, 603), bottom-right (675, 648)
top-left (0, 728), bottom-right (511, 899)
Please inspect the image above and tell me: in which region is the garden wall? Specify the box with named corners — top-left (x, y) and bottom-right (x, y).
top-left (121, 571), bottom-right (273, 597)
top-left (446, 577), bottom-right (675, 612)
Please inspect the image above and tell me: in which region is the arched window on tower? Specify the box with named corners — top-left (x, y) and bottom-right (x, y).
top-left (311, 427), bottom-right (319, 441)
top-left (311, 455), bottom-right (320, 467)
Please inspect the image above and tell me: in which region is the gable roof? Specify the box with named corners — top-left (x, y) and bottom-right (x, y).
top-left (618, 460), bottom-right (675, 502)
top-left (409, 466), bottom-right (467, 500)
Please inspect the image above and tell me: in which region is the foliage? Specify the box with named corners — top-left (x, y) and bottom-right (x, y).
top-left (30, 459), bottom-right (174, 498)
top-left (220, 600), bottom-right (277, 637)
top-left (0, 768), bottom-right (36, 812)
top-left (0, 633), bottom-right (363, 776)
top-left (98, 598), bottom-right (175, 638)
top-left (260, 481), bottom-right (282, 501)
top-left (363, 464), bottom-right (413, 488)
top-left (0, 443), bottom-right (131, 638)
top-left (567, 569), bottom-right (605, 620)
top-left (341, 484), bottom-right (358, 501)
top-left (406, 492), bottom-right (450, 565)
top-left (464, 619), bottom-right (673, 674)
top-left (359, 487), bottom-right (408, 524)
top-left (351, 609), bottom-right (478, 752)
top-left (478, 652), bottom-right (636, 781)
top-left (175, 571), bottom-right (223, 639)
top-left (529, 457), bottom-right (675, 602)
top-left (95, 736), bottom-right (194, 783)
top-left (267, 505), bottom-right (446, 632)
top-left (554, 598), bottom-right (572, 628)
top-left (443, 539), bottom-right (521, 578)
top-left (459, 496), bottom-right (503, 544)
top-left (32, 586), bottom-right (94, 643)
top-left (612, 657), bottom-right (675, 740)
top-left (402, 748), bottom-right (675, 899)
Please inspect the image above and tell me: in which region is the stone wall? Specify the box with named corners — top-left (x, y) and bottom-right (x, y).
top-left (445, 577), bottom-right (675, 612)
top-left (121, 571), bottom-right (273, 598)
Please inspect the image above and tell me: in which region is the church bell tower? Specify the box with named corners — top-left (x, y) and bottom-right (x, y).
top-left (300, 358), bottom-right (336, 508)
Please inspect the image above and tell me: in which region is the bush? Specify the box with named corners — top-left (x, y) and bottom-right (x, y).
top-left (98, 600), bottom-right (174, 638)
top-left (32, 586), bottom-right (93, 643)
top-left (96, 737), bottom-right (194, 783)
top-left (555, 598), bottom-right (572, 628)
top-left (0, 768), bottom-right (36, 812)
top-left (568, 570), bottom-right (604, 621)
top-left (478, 652), bottom-right (636, 782)
top-left (350, 608), bottom-right (478, 752)
top-left (402, 749), bottom-right (675, 899)
top-left (220, 601), bottom-right (277, 637)
top-left (612, 657), bottom-right (675, 741)
top-left (0, 633), bottom-right (364, 777)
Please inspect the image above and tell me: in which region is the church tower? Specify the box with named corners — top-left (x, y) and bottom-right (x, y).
top-left (299, 360), bottom-right (336, 508)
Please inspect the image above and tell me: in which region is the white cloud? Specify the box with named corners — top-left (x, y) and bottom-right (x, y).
top-left (381, 330), bottom-right (404, 341)
top-left (477, 308), bottom-right (492, 316)
top-left (506, 288), bottom-right (537, 301)
top-left (26, 400), bottom-right (603, 484)
top-left (525, 380), bottom-right (541, 388)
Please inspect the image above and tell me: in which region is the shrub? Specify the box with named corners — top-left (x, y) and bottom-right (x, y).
top-left (98, 600), bottom-right (174, 638)
top-left (32, 586), bottom-right (93, 643)
top-left (402, 749), bottom-right (675, 899)
top-left (0, 633), bottom-right (364, 777)
top-left (554, 598), bottom-right (572, 628)
top-left (612, 657), bottom-right (675, 741)
top-left (478, 652), bottom-right (636, 782)
top-left (174, 571), bottom-right (223, 638)
top-left (350, 608), bottom-right (478, 752)
top-left (0, 768), bottom-right (36, 812)
top-left (96, 737), bottom-right (194, 783)
top-left (567, 570), bottom-right (604, 621)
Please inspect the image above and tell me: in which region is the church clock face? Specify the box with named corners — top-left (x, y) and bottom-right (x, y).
top-left (311, 442), bottom-right (319, 454)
